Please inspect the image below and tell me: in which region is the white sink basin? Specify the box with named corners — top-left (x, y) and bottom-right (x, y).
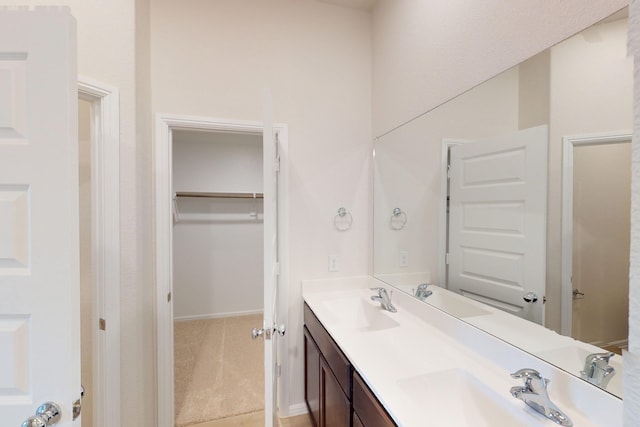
top-left (397, 368), bottom-right (542, 426)
top-left (536, 346), bottom-right (623, 397)
top-left (425, 288), bottom-right (492, 318)
top-left (320, 297), bottom-right (400, 332)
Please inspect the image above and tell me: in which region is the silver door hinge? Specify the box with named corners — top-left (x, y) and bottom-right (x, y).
top-left (277, 364), bottom-right (282, 377)
top-left (447, 164), bottom-right (451, 179)
top-left (275, 262), bottom-right (281, 276)
top-left (274, 156), bottom-right (281, 172)
top-left (99, 318), bottom-right (106, 331)
top-left (445, 253), bottom-right (450, 265)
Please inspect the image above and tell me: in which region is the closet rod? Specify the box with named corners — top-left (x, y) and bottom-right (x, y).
top-left (175, 191), bottom-right (264, 199)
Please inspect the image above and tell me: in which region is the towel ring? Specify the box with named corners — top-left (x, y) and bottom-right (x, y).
top-left (334, 207), bottom-right (353, 231)
top-left (390, 207), bottom-right (407, 230)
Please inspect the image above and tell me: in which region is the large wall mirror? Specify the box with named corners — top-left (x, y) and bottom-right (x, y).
top-left (373, 7), bottom-right (631, 399)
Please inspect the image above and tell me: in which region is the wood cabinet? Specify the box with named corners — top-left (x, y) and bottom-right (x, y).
top-left (353, 371), bottom-right (396, 427)
top-left (304, 303), bottom-right (397, 427)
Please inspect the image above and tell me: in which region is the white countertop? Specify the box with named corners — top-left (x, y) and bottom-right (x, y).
top-left (302, 276), bottom-right (622, 427)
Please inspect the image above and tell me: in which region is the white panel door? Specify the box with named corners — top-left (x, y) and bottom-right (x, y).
top-left (262, 91), bottom-right (279, 427)
top-left (0, 7), bottom-right (80, 426)
top-left (448, 125), bottom-right (547, 324)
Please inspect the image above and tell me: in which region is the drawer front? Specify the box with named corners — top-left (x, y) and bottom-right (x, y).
top-left (353, 371), bottom-right (397, 427)
top-left (304, 303), bottom-right (351, 396)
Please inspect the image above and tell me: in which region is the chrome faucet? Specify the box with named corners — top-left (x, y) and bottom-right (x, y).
top-left (370, 287), bottom-right (397, 312)
top-left (581, 352), bottom-right (616, 388)
top-left (510, 368), bottom-right (573, 426)
top-left (413, 283), bottom-right (432, 301)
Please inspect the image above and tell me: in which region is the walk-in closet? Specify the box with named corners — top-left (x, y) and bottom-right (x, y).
top-left (172, 129), bottom-right (265, 426)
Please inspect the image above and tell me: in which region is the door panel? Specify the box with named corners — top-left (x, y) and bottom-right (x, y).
top-left (448, 125), bottom-right (547, 324)
top-left (263, 90), bottom-right (278, 427)
top-left (0, 7), bottom-right (79, 425)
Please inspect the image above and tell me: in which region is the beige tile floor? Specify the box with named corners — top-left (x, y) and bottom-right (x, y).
top-left (183, 410), bottom-right (314, 427)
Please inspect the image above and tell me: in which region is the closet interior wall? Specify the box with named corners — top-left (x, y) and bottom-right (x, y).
top-left (172, 130), bottom-right (264, 320)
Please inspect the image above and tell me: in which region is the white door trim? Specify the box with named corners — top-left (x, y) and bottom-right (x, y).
top-left (438, 138), bottom-right (470, 287)
top-left (560, 131), bottom-right (631, 336)
top-left (154, 113), bottom-right (289, 426)
top-left (78, 76), bottom-right (121, 427)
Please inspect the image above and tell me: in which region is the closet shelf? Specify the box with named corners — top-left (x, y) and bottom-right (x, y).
top-left (175, 191), bottom-right (264, 199)
top-left (172, 191), bottom-right (263, 223)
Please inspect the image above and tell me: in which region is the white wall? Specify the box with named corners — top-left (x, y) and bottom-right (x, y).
top-left (172, 131), bottom-right (264, 319)
top-left (150, 0), bottom-right (372, 412)
top-left (372, 0), bottom-right (628, 137)
top-left (626, 2), bottom-right (640, 423)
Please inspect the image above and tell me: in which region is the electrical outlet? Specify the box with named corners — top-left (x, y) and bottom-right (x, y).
top-left (328, 254), bottom-right (340, 272)
top-left (399, 251), bottom-right (409, 268)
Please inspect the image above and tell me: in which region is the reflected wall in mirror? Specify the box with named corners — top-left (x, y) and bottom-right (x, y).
top-left (373, 9), bottom-right (631, 398)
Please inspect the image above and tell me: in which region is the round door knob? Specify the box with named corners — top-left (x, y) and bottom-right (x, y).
top-left (22, 402), bottom-right (61, 427)
top-left (523, 292), bottom-right (538, 303)
top-left (22, 417), bottom-right (46, 427)
top-left (251, 328), bottom-right (264, 340)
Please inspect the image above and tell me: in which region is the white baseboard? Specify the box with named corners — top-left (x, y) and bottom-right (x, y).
top-left (282, 403), bottom-right (308, 418)
top-left (174, 309), bottom-right (263, 321)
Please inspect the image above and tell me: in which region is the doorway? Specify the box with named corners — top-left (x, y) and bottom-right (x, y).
top-left (155, 114), bottom-right (290, 427)
top-left (561, 133), bottom-right (631, 351)
top-left (77, 78), bottom-right (121, 427)
top-left (172, 129), bottom-right (265, 426)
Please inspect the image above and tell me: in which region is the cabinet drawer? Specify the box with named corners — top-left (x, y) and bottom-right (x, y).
top-left (353, 371), bottom-right (397, 427)
top-left (304, 303), bottom-right (351, 397)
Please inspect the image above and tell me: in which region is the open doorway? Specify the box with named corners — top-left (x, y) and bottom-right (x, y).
top-left (77, 78), bottom-right (121, 427)
top-left (561, 133), bottom-right (631, 353)
top-left (172, 129), bottom-right (265, 426)
top-left (155, 114), bottom-right (291, 427)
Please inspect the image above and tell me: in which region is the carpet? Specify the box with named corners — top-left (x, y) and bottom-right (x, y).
top-left (174, 314), bottom-right (264, 426)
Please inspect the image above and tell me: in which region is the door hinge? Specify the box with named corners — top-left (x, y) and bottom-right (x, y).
top-left (99, 318), bottom-right (106, 331)
top-left (274, 156), bottom-right (281, 172)
top-left (447, 164), bottom-right (451, 179)
top-left (276, 364), bottom-right (282, 378)
top-left (275, 261), bottom-right (281, 276)
top-left (445, 253), bottom-right (450, 265)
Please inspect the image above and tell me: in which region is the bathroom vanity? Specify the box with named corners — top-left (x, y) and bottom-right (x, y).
top-left (302, 276), bottom-right (622, 427)
top-left (304, 302), bottom-right (396, 427)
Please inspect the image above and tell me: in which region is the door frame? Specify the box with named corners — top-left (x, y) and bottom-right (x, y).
top-left (438, 138), bottom-right (470, 287)
top-left (560, 131), bottom-right (632, 336)
top-left (154, 113), bottom-right (289, 426)
top-left (78, 76), bottom-right (121, 427)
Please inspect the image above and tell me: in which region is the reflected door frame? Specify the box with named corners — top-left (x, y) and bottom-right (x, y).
top-left (438, 138), bottom-right (470, 288)
top-left (560, 131), bottom-right (632, 336)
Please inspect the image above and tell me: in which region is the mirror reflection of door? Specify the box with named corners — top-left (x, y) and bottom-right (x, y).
top-left (447, 125), bottom-right (548, 325)
top-left (571, 140), bottom-right (630, 354)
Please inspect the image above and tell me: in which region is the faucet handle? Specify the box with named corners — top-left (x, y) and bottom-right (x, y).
top-left (510, 368), bottom-right (542, 380)
top-left (588, 352), bottom-right (615, 363)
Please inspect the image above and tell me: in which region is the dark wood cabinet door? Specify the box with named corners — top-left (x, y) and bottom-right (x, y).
top-left (304, 327), bottom-right (321, 427)
top-left (353, 371), bottom-right (397, 427)
top-left (320, 357), bottom-right (351, 427)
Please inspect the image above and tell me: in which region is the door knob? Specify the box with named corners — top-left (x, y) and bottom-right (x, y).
top-left (523, 292), bottom-right (538, 303)
top-left (22, 402), bottom-right (62, 427)
top-left (252, 324), bottom-right (285, 340)
top-left (251, 327), bottom-right (266, 340)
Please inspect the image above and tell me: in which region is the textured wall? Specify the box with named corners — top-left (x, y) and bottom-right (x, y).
top-left (150, 0), bottom-right (372, 413)
top-left (626, 1), bottom-right (640, 423)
